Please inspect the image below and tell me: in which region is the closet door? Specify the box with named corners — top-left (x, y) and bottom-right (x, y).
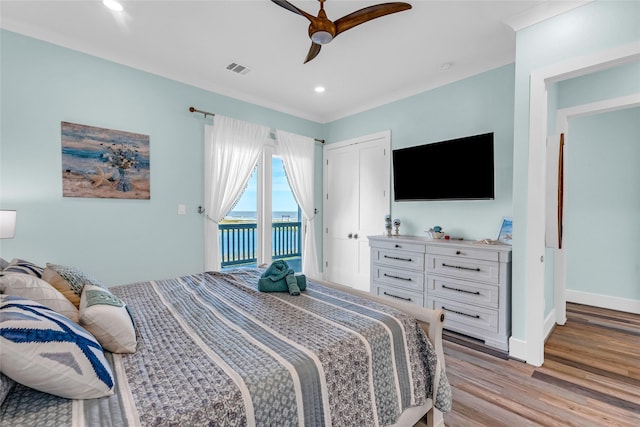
top-left (323, 131), bottom-right (390, 291)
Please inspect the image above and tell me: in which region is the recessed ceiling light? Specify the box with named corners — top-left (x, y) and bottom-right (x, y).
top-left (315, 86), bottom-right (325, 93)
top-left (103, 0), bottom-right (123, 12)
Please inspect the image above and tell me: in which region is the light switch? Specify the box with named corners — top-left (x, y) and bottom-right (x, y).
top-left (178, 204), bottom-right (186, 215)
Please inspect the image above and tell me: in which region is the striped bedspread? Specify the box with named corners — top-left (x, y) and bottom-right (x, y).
top-left (0, 269), bottom-right (451, 426)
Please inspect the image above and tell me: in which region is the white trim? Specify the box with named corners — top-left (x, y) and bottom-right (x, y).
top-left (525, 70), bottom-right (548, 367)
top-left (323, 130), bottom-right (391, 151)
top-left (553, 248), bottom-right (567, 326)
top-left (525, 41), bottom-right (640, 367)
top-left (544, 309), bottom-right (556, 341)
top-left (556, 94), bottom-right (640, 134)
top-left (508, 337), bottom-right (528, 362)
top-left (257, 147), bottom-right (273, 266)
top-left (567, 290), bottom-right (640, 315)
top-left (504, 1), bottom-right (593, 32)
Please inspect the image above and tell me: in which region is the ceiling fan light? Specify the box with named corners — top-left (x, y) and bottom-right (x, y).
top-left (103, 0), bottom-right (123, 12)
top-left (311, 31), bottom-right (333, 45)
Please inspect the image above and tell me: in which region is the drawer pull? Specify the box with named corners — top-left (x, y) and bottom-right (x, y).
top-left (383, 292), bottom-right (412, 302)
top-left (384, 273), bottom-right (412, 281)
top-left (384, 255), bottom-right (413, 262)
top-left (442, 306), bottom-right (480, 319)
top-left (442, 262), bottom-right (480, 272)
top-left (442, 284), bottom-right (480, 295)
top-left (395, 244), bottom-right (402, 248)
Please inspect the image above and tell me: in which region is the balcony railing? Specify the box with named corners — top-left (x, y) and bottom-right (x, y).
top-left (219, 221), bottom-right (302, 268)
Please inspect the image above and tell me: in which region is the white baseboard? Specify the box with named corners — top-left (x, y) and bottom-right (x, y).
top-left (508, 337), bottom-right (528, 362)
top-left (566, 290), bottom-right (640, 314)
top-left (544, 310), bottom-right (556, 341)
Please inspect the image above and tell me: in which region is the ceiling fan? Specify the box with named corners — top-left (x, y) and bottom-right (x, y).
top-left (271, 0), bottom-right (412, 63)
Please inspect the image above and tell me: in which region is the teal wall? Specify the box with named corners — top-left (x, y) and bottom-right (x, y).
top-left (325, 64), bottom-right (515, 240)
top-left (512, 0), bottom-right (640, 339)
top-left (565, 107), bottom-right (640, 299)
top-left (0, 30), bottom-right (323, 286)
top-left (557, 61), bottom-right (640, 108)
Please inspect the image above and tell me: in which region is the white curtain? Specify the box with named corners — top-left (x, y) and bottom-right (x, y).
top-left (275, 129), bottom-right (320, 278)
top-left (204, 115), bottom-right (270, 271)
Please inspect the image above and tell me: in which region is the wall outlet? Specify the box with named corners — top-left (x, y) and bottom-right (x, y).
top-left (178, 204), bottom-right (186, 215)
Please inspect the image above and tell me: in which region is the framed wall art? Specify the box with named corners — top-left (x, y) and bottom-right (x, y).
top-left (61, 122), bottom-right (150, 199)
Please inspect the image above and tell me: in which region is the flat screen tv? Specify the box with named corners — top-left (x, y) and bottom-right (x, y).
top-left (393, 132), bottom-right (494, 201)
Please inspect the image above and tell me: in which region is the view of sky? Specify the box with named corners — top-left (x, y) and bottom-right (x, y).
top-left (231, 157), bottom-right (298, 213)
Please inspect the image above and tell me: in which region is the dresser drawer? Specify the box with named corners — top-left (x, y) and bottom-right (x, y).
top-left (370, 239), bottom-right (426, 254)
top-left (427, 296), bottom-right (498, 334)
top-left (374, 284), bottom-right (423, 307)
top-left (372, 265), bottom-right (424, 292)
top-left (372, 248), bottom-right (424, 271)
top-left (427, 244), bottom-right (499, 262)
top-left (426, 255), bottom-right (500, 283)
top-left (428, 276), bottom-right (499, 308)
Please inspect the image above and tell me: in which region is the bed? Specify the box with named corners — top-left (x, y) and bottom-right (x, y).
top-left (1, 265), bottom-right (451, 427)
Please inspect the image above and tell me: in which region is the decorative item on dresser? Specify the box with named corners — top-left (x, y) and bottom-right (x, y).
top-left (369, 234), bottom-right (512, 351)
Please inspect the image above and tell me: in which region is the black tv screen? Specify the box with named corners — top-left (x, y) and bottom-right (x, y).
top-left (393, 132), bottom-right (495, 201)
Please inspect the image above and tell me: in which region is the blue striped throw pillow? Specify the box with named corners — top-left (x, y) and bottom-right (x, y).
top-left (2, 259), bottom-right (44, 278)
top-left (0, 295), bottom-right (114, 399)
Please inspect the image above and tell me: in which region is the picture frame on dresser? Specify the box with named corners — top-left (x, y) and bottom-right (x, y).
top-left (497, 216), bottom-right (512, 245)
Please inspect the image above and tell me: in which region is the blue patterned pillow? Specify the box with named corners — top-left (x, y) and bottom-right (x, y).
top-left (46, 263), bottom-right (105, 297)
top-left (0, 295), bottom-right (114, 399)
top-left (3, 259), bottom-right (44, 278)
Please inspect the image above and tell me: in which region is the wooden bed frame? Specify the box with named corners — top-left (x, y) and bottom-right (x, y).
top-left (317, 279), bottom-right (446, 427)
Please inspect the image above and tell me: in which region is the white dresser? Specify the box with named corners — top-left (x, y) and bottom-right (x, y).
top-left (369, 235), bottom-right (512, 351)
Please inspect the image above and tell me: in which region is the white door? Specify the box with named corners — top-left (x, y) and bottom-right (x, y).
top-left (323, 131), bottom-right (390, 291)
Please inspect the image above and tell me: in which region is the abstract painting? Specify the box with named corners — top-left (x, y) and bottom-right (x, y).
top-left (61, 122), bottom-right (150, 199)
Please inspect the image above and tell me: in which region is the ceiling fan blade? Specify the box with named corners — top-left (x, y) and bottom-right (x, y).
top-left (335, 2), bottom-right (412, 36)
top-left (304, 42), bottom-right (322, 64)
top-left (270, 0), bottom-right (316, 22)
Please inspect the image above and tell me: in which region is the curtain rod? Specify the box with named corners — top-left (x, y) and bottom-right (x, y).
top-left (189, 106), bottom-right (325, 144)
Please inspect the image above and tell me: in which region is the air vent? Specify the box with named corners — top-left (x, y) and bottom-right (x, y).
top-left (226, 62), bottom-right (251, 75)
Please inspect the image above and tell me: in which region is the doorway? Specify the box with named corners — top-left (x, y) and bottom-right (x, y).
top-left (548, 99), bottom-right (640, 334)
top-left (523, 42), bottom-right (640, 366)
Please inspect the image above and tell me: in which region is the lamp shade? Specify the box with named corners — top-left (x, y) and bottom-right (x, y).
top-left (0, 210), bottom-right (17, 239)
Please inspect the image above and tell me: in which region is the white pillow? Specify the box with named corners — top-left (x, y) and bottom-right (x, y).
top-left (0, 273), bottom-right (79, 322)
top-left (79, 284), bottom-right (137, 353)
top-left (0, 295), bottom-right (114, 399)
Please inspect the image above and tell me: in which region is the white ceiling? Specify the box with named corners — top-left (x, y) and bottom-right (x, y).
top-left (0, 1), bottom-right (587, 123)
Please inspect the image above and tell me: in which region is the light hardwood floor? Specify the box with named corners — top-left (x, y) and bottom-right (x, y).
top-left (441, 303), bottom-right (640, 427)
